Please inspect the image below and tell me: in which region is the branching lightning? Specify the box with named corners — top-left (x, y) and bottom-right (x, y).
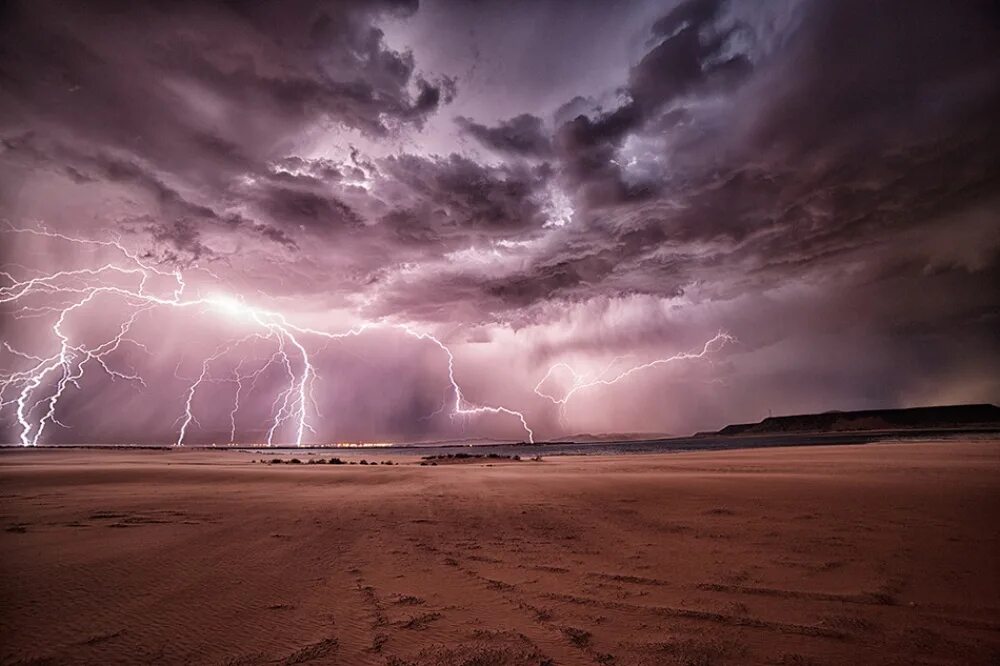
top-left (533, 332), bottom-right (736, 419)
top-left (2, 226), bottom-right (732, 447)
top-left (0, 226), bottom-right (534, 446)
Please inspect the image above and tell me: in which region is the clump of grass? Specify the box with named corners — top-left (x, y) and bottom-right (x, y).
top-left (421, 452), bottom-right (523, 463)
top-left (561, 627), bottom-right (591, 647)
top-left (393, 594), bottom-right (425, 605)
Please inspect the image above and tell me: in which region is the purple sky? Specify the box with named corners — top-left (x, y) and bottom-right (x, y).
top-left (1, 0), bottom-right (998, 445)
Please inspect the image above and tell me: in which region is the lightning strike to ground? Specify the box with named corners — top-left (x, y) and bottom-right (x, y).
top-left (2, 226), bottom-right (732, 447)
top-left (0, 226), bottom-right (535, 446)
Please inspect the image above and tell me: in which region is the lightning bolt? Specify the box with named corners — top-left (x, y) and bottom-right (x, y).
top-left (3, 225), bottom-right (732, 447)
top-left (0, 225), bottom-right (535, 446)
top-left (533, 332), bottom-right (735, 419)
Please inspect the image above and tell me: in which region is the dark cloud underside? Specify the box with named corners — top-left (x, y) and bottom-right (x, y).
top-left (1, 0), bottom-right (998, 441)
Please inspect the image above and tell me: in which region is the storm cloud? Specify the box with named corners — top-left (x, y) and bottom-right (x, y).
top-left (1, 0), bottom-right (998, 443)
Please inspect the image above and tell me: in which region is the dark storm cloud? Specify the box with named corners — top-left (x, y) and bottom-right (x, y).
top-left (0, 0), bottom-right (452, 232)
top-left (472, 0), bottom-right (1000, 310)
top-left (0, 134), bottom-right (214, 222)
top-left (0, 132), bottom-right (304, 259)
top-left (483, 250), bottom-right (622, 307)
top-left (0, 0), bottom-right (451, 151)
top-left (1, 0), bottom-right (999, 441)
top-left (376, 153), bottom-right (551, 244)
top-left (145, 219), bottom-right (213, 262)
top-left (352, 0), bottom-right (1000, 436)
top-left (552, 0), bottom-right (752, 207)
top-left (256, 186), bottom-right (364, 231)
top-left (0, 0), bottom-right (465, 267)
top-left (2, 0), bottom-right (990, 317)
top-left (456, 114), bottom-right (552, 158)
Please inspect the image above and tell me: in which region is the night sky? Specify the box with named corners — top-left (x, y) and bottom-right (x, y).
top-left (1, 0), bottom-right (998, 444)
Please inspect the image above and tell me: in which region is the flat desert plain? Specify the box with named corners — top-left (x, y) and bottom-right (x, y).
top-left (1, 439), bottom-right (999, 665)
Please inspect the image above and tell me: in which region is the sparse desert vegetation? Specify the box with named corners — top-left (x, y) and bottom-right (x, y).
top-left (419, 452), bottom-right (522, 465)
top-left (262, 456), bottom-right (396, 466)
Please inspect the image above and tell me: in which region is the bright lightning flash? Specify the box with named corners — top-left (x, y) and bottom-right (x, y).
top-left (533, 331), bottom-right (736, 419)
top-left (0, 226), bottom-right (534, 446)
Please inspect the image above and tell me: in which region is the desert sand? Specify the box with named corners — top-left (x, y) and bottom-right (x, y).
top-left (1, 439), bottom-right (998, 665)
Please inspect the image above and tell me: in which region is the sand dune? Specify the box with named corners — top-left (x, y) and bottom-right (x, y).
top-left (1, 439), bottom-right (999, 665)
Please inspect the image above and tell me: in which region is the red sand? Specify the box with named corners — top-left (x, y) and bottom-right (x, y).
top-left (1, 439), bottom-right (998, 664)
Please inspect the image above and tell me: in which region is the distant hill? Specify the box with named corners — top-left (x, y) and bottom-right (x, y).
top-left (708, 404), bottom-right (1000, 436)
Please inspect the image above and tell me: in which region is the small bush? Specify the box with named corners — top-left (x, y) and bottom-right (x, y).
top-left (421, 452), bottom-right (523, 463)
top-left (562, 627), bottom-right (591, 648)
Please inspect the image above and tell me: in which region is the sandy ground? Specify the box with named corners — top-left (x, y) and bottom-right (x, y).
top-left (1, 440), bottom-right (998, 665)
